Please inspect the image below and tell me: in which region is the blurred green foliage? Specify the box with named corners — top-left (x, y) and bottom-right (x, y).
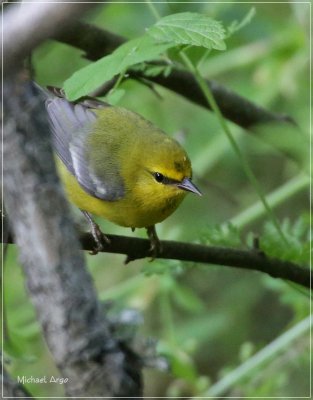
top-left (3, 1), bottom-right (310, 398)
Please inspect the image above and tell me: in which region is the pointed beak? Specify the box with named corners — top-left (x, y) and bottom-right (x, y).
top-left (177, 177), bottom-right (202, 196)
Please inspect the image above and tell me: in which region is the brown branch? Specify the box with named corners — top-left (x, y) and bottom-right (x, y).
top-left (54, 21), bottom-right (294, 130)
top-left (3, 231), bottom-right (310, 289)
top-left (143, 69), bottom-right (295, 128)
top-left (80, 234), bottom-right (311, 290)
top-left (54, 20), bottom-right (125, 61)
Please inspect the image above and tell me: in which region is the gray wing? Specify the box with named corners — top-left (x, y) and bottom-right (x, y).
top-left (46, 96), bottom-right (124, 201)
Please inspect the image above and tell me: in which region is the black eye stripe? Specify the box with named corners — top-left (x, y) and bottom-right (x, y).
top-left (152, 172), bottom-right (180, 185)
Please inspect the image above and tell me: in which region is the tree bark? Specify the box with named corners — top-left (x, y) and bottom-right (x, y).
top-left (3, 76), bottom-right (142, 398)
top-left (2, 1), bottom-right (96, 75)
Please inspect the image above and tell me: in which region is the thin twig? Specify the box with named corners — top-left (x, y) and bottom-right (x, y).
top-left (4, 233), bottom-right (313, 288)
top-left (80, 234), bottom-right (311, 289)
top-left (3, 231), bottom-right (308, 288)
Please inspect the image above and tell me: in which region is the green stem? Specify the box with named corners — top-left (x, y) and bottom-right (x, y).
top-left (199, 315), bottom-right (311, 397)
top-left (145, 0), bottom-right (161, 20)
top-left (106, 67), bottom-right (127, 98)
top-left (179, 50), bottom-right (288, 245)
top-left (227, 172), bottom-right (309, 229)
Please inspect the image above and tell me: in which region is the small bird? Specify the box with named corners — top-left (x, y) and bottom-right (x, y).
top-left (44, 87), bottom-right (201, 255)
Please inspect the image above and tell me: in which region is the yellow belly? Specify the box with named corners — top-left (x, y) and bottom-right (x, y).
top-left (57, 161), bottom-right (184, 228)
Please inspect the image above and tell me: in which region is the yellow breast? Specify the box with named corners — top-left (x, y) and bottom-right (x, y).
top-left (57, 159), bottom-right (186, 228)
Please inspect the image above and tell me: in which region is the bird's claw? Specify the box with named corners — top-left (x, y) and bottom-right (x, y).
top-left (146, 225), bottom-right (162, 261)
top-left (89, 224), bottom-right (110, 255)
top-left (81, 210), bottom-right (110, 255)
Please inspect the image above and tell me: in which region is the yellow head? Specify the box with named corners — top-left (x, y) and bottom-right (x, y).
top-left (112, 110), bottom-right (202, 227)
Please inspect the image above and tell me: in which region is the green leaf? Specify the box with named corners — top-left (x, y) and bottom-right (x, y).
top-left (148, 12), bottom-right (226, 51)
top-left (64, 35), bottom-right (173, 100)
top-left (63, 12), bottom-right (227, 100)
top-left (259, 215), bottom-right (310, 264)
top-left (201, 223), bottom-right (242, 248)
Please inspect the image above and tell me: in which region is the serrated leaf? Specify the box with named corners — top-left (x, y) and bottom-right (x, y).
top-left (63, 12), bottom-right (227, 101)
top-left (201, 223), bottom-right (242, 247)
top-left (259, 216), bottom-right (310, 264)
top-left (148, 12), bottom-right (226, 51)
top-left (64, 35), bottom-right (173, 100)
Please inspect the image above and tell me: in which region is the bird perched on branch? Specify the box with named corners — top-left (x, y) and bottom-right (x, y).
top-left (43, 86), bottom-right (201, 255)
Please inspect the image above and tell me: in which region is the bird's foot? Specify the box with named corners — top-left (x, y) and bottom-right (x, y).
top-left (89, 223), bottom-right (110, 255)
top-left (146, 225), bottom-right (162, 261)
top-left (81, 211), bottom-right (110, 255)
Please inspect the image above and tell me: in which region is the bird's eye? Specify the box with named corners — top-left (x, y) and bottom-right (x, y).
top-left (154, 172), bottom-right (164, 183)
